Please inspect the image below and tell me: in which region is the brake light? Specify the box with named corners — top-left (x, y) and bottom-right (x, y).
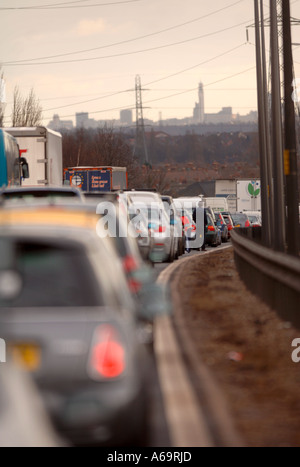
top-left (88, 325), bottom-right (126, 379)
top-left (127, 278), bottom-right (142, 294)
top-left (155, 225), bottom-right (166, 233)
top-left (245, 220), bottom-right (250, 227)
top-left (208, 226), bottom-right (215, 231)
top-left (122, 255), bottom-right (138, 273)
top-left (191, 224), bottom-right (196, 231)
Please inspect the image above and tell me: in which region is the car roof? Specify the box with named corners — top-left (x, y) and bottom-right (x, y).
top-left (0, 205), bottom-right (100, 232)
top-left (125, 191), bottom-right (161, 200)
top-left (1, 186), bottom-right (83, 194)
top-left (0, 186), bottom-right (85, 203)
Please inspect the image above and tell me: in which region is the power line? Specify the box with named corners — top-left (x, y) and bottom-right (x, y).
top-left (0, 0), bottom-right (142, 11)
top-left (144, 43), bottom-right (251, 87)
top-left (3, 42), bottom-right (256, 125)
top-left (2, 20), bottom-right (252, 66)
top-left (4, 65), bottom-right (255, 124)
top-left (3, 43), bottom-right (255, 124)
top-left (142, 67), bottom-right (256, 107)
top-left (38, 42), bottom-right (249, 113)
top-left (2, 0), bottom-right (246, 64)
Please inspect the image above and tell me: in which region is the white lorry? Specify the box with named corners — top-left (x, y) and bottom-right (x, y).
top-left (215, 179), bottom-right (237, 212)
top-left (204, 196), bottom-right (229, 212)
top-left (208, 179), bottom-right (261, 213)
top-left (5, 127), bottom-right (63, 187)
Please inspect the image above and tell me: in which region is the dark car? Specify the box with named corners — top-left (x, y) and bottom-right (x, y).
top-left (214, 211), bottom-right (229, 243)
top-left (204, 210), bottom-right (221, 247)
top-left (0, 205), bottom-right (154, 447)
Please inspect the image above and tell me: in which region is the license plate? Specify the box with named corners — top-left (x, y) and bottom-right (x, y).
top-left (10, 343), bottom-right (41, 371)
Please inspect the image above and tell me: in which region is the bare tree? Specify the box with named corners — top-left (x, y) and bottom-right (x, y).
top-left (11, 86), bottom-right (43, 127)
top-left (62, 126), bottom-right (144, 188)
top-left (139, 165), bottom-right (169, 193)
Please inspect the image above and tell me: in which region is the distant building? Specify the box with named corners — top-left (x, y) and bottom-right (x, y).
top-left (120, 109), bottom-right (133, 126)
top-left (75, 112), bottom-right (118, 129)
top-left (198, 82), bottom-right (205, 123)
top-left (205, 107), bottom-right (233, 124)
top-left (234, 110), bottom-right (258, 123)
top-left (193, 81), bottom-right (205, 124)
top-left (48, 114), bottom-right (73, 131)
top-left (76, 112), bottom-right (90, 128)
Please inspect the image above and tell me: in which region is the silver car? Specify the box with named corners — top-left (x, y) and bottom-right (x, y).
top-left (0, 205), bottom-right (153, 447)
top-left (129, 201), bottom-right (173, 263)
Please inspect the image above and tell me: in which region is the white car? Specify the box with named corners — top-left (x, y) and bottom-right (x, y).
top-left (125, 191), bottom-right (177, 262)
top-left (173, 197), bottom-right (205, 250)
top-left (129, 201), bottom-right (173, 263)
top-left (124, 190), bottom-right (162, 205)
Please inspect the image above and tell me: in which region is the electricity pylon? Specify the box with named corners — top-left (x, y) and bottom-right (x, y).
top-left (134, 75), bottom-right (149, 165)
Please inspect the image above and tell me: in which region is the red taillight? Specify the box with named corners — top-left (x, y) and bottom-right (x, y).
top-left (191, 224), bottom-right (196, 231)
top-left (127, 277), bottom-right (142, 293)
top-left (88, 325), bottom-right (126, 379)
top-left (122, 255), bottom-right (138, 273)
top-left (245, 220), bottom-right (250, 227)
top-left (208, 226), bottom-right (215, 231)
top-left (155, 225), bottom-right (166, 233)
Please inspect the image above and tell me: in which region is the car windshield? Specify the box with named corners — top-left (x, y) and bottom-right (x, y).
top-left (0, 241), bottom-right (102, 307)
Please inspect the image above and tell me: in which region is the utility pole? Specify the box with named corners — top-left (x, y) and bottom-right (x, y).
top-left (134, 75), bottom-right (149, 165)
top-left (254, 0), bottom-right (272, 246)
top-left (282, 0), bottom-right (299, 255)
top-left (270, 0), bottom-right (286, 252)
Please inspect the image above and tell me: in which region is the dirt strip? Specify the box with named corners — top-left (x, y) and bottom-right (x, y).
top-left (171, 247), bottom-right (300, 447)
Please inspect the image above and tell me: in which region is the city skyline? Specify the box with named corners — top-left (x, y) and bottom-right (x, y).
top-left (47, 78), bottom-right (258, 130)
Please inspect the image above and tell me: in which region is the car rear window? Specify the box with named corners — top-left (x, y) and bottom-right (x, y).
top-left (0, 241), bottom-right (102, 307)
top-left (223, 216), bottom-right (232, 224)
top-left (232, 214), bottom-right (247, 224)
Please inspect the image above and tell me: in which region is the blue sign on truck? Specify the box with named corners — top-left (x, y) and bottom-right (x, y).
top-left (63, 166), bottom-right (128, 192)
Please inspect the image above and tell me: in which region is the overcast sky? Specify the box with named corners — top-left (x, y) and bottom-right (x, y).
top-left (1, 0), bottom-right (300, 126)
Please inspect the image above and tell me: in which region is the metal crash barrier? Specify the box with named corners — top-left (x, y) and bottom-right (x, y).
top-left (231, 227), bottom-right (300, 330)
